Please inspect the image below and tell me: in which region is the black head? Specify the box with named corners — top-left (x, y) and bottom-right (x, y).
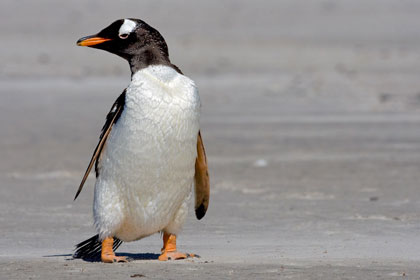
top-left (77, 19), bottom-right (179, 74)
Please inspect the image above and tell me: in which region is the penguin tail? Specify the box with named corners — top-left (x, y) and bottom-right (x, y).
top-left (73, 234), bottom-right (123, 261)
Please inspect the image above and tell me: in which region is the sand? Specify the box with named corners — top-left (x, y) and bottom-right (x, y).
top-left (1, 0), bottom-right (420, 279)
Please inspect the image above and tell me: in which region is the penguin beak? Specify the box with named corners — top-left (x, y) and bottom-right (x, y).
top-left (77, 35), bottom-right (112, 47)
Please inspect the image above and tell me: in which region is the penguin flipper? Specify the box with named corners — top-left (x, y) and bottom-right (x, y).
top-left (194, 131), bottom-right (210, 220)
top-left (74, 90), bottom-right (126, 200)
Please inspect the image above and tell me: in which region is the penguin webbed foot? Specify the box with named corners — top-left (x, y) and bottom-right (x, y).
top-left (158, 232), bottom-right (199, 261)
top-left (101, 253), bottom-right (129, 263)
top-left (158, 251), bottom-right (198, 261)
top-left (101, 237), bottom-right (129, 263)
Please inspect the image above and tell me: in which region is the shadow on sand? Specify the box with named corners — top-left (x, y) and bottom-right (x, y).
top-left (44, 253), bottom-right (160, 262)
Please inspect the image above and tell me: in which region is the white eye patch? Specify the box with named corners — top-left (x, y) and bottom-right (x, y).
top-left (119, 19), bottom-right (137, 36)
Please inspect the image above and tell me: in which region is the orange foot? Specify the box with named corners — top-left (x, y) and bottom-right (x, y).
top-left (159, 251), bottom-right (197, 261)
top-left (102, 254), bottom-right (128, 263)
top-left (158, 233), bottom-right (197, 261)
top-left (101, 237), bottom-right (128, 263)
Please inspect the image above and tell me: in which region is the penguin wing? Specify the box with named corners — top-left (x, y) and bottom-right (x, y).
top-left (74, 90), bottom-right (126, 200)
top-left (194, 131), bottom-right (210, 219)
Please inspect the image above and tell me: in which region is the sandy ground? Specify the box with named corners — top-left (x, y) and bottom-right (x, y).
top-left (2, 0), bottom-right (420, 279)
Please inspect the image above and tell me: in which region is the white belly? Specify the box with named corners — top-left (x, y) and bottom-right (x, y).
top-left (93, 65), bottom-right (200, 241)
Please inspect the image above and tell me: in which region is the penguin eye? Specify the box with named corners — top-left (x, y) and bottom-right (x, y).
top-left (119, 33), bottom-right (129, 39)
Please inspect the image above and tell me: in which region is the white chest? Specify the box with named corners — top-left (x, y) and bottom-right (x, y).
top-left (104, 65), bottom-right (200, 178)
top-left (94, 65), bottom-right (201, 240)
top-left (125, 65), bottom-right (200, 144)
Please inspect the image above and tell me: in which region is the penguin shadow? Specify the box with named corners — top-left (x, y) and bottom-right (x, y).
top-left (44, 253), bottom-right (160, 262)
top-left (79, 253), bottom-right (160, 262)
top-left (118, 252), bottom-right (160, 261)
top-left (79, 252), bottom-right (160, 262)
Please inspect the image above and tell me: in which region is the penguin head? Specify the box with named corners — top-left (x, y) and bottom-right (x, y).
top-left (77, 19), bottom-right (172, 72)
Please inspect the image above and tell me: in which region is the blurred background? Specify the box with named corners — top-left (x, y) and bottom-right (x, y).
top-left (1, 0), bottom-right (420, 278)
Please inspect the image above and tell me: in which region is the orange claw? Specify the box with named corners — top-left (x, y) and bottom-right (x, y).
top-left (158, 233), bottom-right (196, 261)
top-left (101, 237), bottom-right (127, 263)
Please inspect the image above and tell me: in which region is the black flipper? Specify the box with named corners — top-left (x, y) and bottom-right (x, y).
top-left (73, 235), bottom-right (123, 261)
top-left (74, 90), bottom-right (126, 200)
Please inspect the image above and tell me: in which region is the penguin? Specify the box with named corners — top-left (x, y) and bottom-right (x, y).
top-left (72, 18), bottom-right (209, 263)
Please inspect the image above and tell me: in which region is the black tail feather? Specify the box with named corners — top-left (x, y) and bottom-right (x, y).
top-left (73, 234), bottom-right (123, 261)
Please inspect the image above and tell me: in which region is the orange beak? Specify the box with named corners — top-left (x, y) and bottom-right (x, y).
top-left (77, 36), bottom-right (112, 46)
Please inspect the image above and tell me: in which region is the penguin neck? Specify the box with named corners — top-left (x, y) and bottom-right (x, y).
top-left (129, 47), bottom-right (173, 76)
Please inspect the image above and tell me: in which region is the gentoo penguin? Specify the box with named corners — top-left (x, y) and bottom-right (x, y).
top-left (72, 18), bottom-right (209, 263)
